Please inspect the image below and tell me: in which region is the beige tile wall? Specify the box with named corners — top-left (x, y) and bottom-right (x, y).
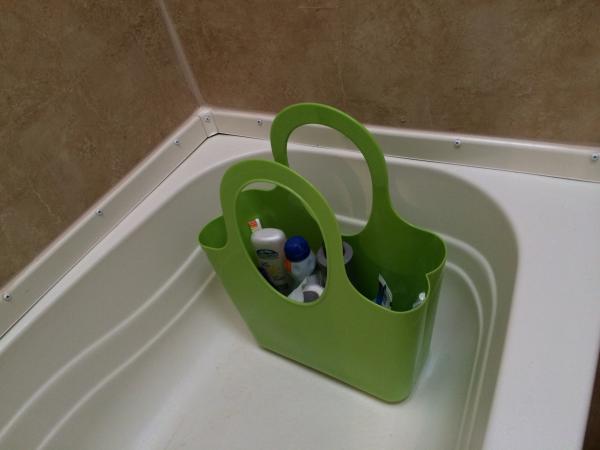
top-left (0, 1), bottom-right (198, 286)
top-left (167, 0), bottom-right (600, 146)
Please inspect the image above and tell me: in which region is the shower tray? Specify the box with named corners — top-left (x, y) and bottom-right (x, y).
top-left (0, 111), bottom-right (599, 450)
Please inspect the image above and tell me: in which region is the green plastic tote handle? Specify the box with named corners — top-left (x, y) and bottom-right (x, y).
top-left (269, 103), bottom-right (445, 312)
top-left (270, 103), bottom-right (396, 223)
top-left (220, 159), bottom-right (351, 302)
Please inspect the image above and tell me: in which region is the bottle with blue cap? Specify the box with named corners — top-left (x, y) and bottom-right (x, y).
top-left (284, 236), bottom-right (317, 286)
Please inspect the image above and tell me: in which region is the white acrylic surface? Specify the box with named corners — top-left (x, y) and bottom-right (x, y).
top-left (0, 112), bottom-right (208, 337)
top-left (0, 134), bottom-right (598, 450)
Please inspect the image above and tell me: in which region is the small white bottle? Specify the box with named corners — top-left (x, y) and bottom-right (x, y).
top-left (251, 228), bottom-right (289, 292)
top-left (284, 236), bottom-right (317, 285)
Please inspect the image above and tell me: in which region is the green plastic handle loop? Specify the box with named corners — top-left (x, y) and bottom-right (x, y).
top-left (220, 158), bottom-right (348, 296)
top-left (270, 103), bottom-right (394, 219)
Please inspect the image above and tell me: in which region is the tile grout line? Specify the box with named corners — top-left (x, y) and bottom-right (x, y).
top-left (156, 0), bottom-right (205, 106)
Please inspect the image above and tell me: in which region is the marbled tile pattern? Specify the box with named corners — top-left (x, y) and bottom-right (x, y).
top-left (0, 1), bottom-right (197, 285)
top-left (168, 0), bottom-right (600, 145)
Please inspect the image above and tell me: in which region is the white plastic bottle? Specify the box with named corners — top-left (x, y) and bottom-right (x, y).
top-left (251, 228), bottom-right (289, 292)
top-left (284, 236), bottom-right (317, 285)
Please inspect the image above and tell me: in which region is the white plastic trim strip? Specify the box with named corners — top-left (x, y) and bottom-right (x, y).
top-left (211, 107), bottom-right (600, 183)
top-left (197, 106), bottom-right (218, 137)
top-left (1, 111), bottom-right (209, 337)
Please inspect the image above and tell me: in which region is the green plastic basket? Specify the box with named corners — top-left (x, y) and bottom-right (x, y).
top-left (198, 103), bottom-right (446, 402)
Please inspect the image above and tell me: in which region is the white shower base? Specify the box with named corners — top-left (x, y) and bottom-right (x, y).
top-left (1, 114), bottom-right (599, 450)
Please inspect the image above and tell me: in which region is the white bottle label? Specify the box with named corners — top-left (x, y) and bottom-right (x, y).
top-left (290, 251), bottom-right (316, 283)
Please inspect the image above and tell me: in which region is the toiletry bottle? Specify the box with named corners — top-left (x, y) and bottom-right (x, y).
top-left (251, 228), bottom-right (289, 292)
top-left (374, 274), bottom-right (393, 309)
top-left (284, 236), bottom-right (316, 285)
top-left (316, 241), bottom-right (353, 284)
top-left (412, 292), bottom-right (426, 309)
top-left (287, 274), bottom-right (323, 303)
